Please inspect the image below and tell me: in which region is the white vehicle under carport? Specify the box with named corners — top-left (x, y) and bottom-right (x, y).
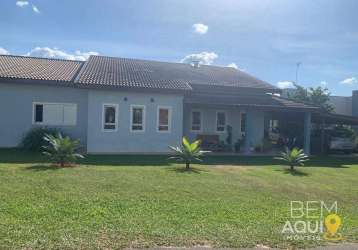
top-left (329, 137), bottom-right (356, 154)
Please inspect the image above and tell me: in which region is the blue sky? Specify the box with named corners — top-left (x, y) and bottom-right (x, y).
top-left (1, 0), bottom-right (358, 96)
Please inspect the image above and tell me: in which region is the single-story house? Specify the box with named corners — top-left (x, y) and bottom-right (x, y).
top-left (1, 54), bottom-right (349, 154)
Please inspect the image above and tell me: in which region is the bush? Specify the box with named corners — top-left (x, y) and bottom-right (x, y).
top-left (42, 133), bottom-right (84, 167)
top-left (21, 127), bottom-right (62, 151)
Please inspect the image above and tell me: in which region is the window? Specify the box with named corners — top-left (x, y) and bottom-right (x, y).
top-left (240, 112), bottom-right (247, 133)
top-left (157, 106), bottom-right (171, 132)
top-left (103, 104), bottom-right (118, 131)
top-left (33, 103), bottom-right (77, 126)
top-left (191, 110), bottom-right (202, 131)
top-left (34, 104), bottom-right (43, 123)
top-left (131, 105), bottom-right (145, 132)
top-left (216, 111), bottom-right (226, 132)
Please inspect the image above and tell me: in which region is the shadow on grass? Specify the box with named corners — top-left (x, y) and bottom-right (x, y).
top-left (168, 166), bottom-right (207, 174)
top-left (275, 168), bottom-right (310, 177)
top-left (25, 164), bottom-right (62, 171)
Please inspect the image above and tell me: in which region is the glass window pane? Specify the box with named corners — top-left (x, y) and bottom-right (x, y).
top-left (105, 106), bottom-right (116, 123)
top-left (35, 104), bottom-right (43, 122)
top-left (133, 108), bottom-right (143, 124)
top-left (192, 111), bottom-right (201, 125)
top-left (159, 109), bottom-right (169, 125)
top-left (241, 113), bottom-right (246, 132)
top-left (104, 124), bottom-right (115, 130)
top-left (159, 125), bottom-right (168, 131)
top-left (217, 112), bottom-right (225, 126)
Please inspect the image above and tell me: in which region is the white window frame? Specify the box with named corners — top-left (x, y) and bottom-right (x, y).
top-left (215, 110), bottom-right (227, 133)
top-left (32, 102), bottom-right (77, 126)
top-left (190, 109), bottom-right (202, 132)
top-left (102, 103), bottom-right (119, 132)
top-left (130, 105), bottom-right (146, 133)
top-left (157, 106), bottom-right (172, 133)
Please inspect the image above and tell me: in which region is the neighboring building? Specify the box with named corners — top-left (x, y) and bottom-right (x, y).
top-left (282, 87), bottom-right (357, 117)
top-left (0, 55), bottom-right (319, 154)
top-left (329, 96), bottom-right (352, 116)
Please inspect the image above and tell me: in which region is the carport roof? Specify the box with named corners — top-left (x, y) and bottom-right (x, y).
top-left (184, 93), bottom-right (319, 111)
top-left (313, 112), bottom-right (358, 125)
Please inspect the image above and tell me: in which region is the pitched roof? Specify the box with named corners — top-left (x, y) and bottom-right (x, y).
top-left (0, 55), bottom-right (83, 82)
top-left (75, 55), bottom-right (276, 91)
top-left (184, 93), bottom-right (318, 111)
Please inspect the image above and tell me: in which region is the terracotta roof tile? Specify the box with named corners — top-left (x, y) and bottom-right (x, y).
top-left (0, 55), bottom-right (83, 82)
top-left (75, 55), bottom-right (276, 91)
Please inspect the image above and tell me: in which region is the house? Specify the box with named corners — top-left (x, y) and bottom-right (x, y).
top-left (0, 55), bottom-right (321, 154)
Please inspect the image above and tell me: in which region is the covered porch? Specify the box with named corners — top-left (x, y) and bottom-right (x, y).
top-left (183, 93), bottom-right (317, 155)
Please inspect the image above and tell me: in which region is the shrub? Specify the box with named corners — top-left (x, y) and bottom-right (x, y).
top-left (21, 127), bottom-right (62, 151)
top-left (169, 137), bottom-right (208, 170)
top-left (275, 147), bottom-right (309, 171)
top-left (42, 133), bottom-right (84, 167)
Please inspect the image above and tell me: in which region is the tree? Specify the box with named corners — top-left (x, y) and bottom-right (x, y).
top-left (42, 133), bottom-right (84, 167)
top-left (169, 137), bottom-right (208, 170)
top-left (288, 84), bottom-right (334, 112)
top-left (275, 147), bottom-right (309, 171)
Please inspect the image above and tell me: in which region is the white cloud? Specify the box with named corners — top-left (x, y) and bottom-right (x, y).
top-left (340, 77), bottom-right (357, 85)
top-left (227, 63), bottom-right (246, 71)
top-left (192, 23), bottom-right (208, 35)
top-left (227, 63), bottom-right (238, 69)
top-left (25, 47), bottom-right (99, 61)
top-left (0, 47), bottom-right (9, 55)
top-left (180, 51), bottom-right (218, 65)
top-left (277, 81), bottom-right (294, 89)
top-left (16, 1), bottom-right (29, 7)
top-left (32, 4), bottom-right (40, 13)
top-left (320, 81), bottom-right (327, 86)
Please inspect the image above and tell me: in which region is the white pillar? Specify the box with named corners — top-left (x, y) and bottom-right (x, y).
top-left (304, 112), bottom-right (311, 155)
top-left (245, 110), bottom-right (265, 153)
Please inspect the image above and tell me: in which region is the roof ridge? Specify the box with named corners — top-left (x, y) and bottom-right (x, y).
top-left (0, 54), bottom-right (83, 63)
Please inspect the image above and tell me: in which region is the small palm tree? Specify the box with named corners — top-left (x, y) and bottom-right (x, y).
top-left (42, 133), bottom-right (84, 167)
top-left (169, 137), bottom-right (208, 170)
top-left (275, 147), bottom-right (309, 171)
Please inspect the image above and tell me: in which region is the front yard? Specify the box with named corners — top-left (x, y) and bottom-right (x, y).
top-left (0, 149), bottom-right (357, 249)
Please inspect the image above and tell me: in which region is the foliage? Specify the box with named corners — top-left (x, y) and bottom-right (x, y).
top-left (328, 125), bottom-right (356, 139)
top-left (21, 127), bottom-right (61, 151)
top-left (275, 147), bottom-right (309, 171)
top-left (169, 137), bottom-right (208, 169)
top-left (288, 84), bottom-right (334, 112)
top-left (42, 133), bottom-right (84, 167)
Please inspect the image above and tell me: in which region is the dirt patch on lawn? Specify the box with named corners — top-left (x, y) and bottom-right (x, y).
top-left (212, 165), bottom-right (256, 172)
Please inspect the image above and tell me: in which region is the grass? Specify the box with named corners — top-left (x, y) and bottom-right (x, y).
top-left (0, 148), bottom-right (357, 249)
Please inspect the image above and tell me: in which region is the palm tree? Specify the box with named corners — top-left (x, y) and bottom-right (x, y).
top-left (275, 147), bottom-right (309, 171)
top-left (42, 133), bottom-right (84, 167)
top-left (169, 137), bottom-right (208, 170)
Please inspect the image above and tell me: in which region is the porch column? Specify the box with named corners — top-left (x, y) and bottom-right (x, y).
top-left (245, 110), bottom-right (265, 153)
top-left (304, 112), bottom-right (311, 155)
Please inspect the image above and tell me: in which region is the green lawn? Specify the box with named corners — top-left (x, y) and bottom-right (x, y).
top-left (0, 149), bottom-right (357, 249)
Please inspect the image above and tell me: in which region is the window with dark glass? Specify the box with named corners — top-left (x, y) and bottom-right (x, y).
top-left (216, 111), bottom-right (226, 132)
top-left (241, 113), bottom-right (247, 133)
top-left (103, 105), bottom-right (117, 131)
top-left (131, 106), bottom-right (144, 131)
top-left (34, 104), bottom-right (43, 123)
top-left (191, 111), bottom-right (201, 131)
top-left (158, 107), bottom-right (170, 132)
